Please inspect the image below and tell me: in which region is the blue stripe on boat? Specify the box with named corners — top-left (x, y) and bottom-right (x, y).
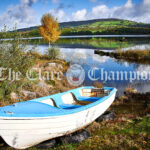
top-left (0, 86), bottom-right (117, 118)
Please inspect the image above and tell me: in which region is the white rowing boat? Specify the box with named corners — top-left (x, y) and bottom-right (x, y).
top-left (0, 86), bottom-right (117, 149)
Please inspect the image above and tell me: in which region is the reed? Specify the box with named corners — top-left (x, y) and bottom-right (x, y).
top-left (95, 49), bottom-right (150, 64)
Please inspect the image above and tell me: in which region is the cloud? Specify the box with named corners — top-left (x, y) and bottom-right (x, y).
top-left (0, 0), bottom-right (38, 30)
top-left (48, 2), bottom-right (74, 22)
top-left (88, 0), bottom-right (135, 19)
top-left (60, 48), bottom-right (109, 64)
top-left (1, 0), bottom-right (150, 30)
top-left (124, 0), bottom-right (132, 8)
top-left (71, 0), bottom-right (150, 23)
top-left (72, 9), bottom-right (87, 21)
top-left (49, 9), bottom-right (67, 22)
top-left (90, 5), bottom-right (111, 18)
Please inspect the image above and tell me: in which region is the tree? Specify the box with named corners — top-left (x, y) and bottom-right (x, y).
top-left (38, 14), bottom-right (61, 48)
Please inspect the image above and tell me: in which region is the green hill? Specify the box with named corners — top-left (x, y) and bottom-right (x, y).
top-left (61, 19), bottom-right (150, 36)
top-left (1, 18), bottom-right (150, 38)
top-left (82, 20), bottom-right (148, 28)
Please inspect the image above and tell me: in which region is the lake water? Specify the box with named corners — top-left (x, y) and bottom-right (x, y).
top-left (2, 35), bottom-right (150, 41)
top-left (30, 37), bottom-right (150, 95)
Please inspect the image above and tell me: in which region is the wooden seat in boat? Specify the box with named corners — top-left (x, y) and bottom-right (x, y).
top-left (81, 88), bottom-right (110, 97)
top-left (40, 98), bottom-right (57, 107)
top-left (39, 88), bottom-right (110, 109)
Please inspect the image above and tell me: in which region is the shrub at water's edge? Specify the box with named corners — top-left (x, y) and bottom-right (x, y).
top-left (46, 47), bottom-right (60, 60)
top-left (0, 27), bottom-right (72, 106)
top-left (0, 28), bottom-right (36, 104)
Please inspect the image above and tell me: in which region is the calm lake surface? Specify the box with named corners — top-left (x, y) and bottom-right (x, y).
top-left (29, 37), bottom-right (150, 95)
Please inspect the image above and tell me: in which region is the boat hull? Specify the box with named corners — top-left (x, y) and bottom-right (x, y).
top-left (0, 91), bottom-right (116, 149)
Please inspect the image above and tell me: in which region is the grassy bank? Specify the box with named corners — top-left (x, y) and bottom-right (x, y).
top-left (0, 30), bottom-right (72, 106)
top-left (55, 116), bottom-right (150, 150)
top-left (0, 56), bottom-right (71, 107)
top-left (55, 89), bottom-right (150, 149)
top-left (36, 88), bottom-right (150, 149)
top-left (95, 49), bottom-right (150, 64)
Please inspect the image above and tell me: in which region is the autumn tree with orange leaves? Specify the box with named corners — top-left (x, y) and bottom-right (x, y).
top-left (38, 14), bottom-right (61, 48)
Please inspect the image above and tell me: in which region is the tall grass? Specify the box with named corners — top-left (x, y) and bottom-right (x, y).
top-left (46, 47), bottom-right (60, 60)
top-left (95, 49), bottom-right (150, 64)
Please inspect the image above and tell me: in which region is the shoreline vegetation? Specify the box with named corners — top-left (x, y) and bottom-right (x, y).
top-left (95, 49), bottom-right (150, 64)
top-left (0, 26), bottom-right (71, 107)
top-left (0, 52), bottom-right (71, 107)
top-left (0, 34), bottom-right (71, 106)
top-left (17, 26), bottom-right (150, 38)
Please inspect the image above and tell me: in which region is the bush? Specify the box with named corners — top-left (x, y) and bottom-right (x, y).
top-left (46, 80), bottom-right (55, 86)
top-left (0, 27), bottom-right (36, 101)
top-left (46, 47), bottom-right (60, 60)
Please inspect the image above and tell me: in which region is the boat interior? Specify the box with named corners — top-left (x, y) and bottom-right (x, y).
top-left (0, 87), bottom-right (113, 116)
top-left (39, 87), bottom-right (111, 109)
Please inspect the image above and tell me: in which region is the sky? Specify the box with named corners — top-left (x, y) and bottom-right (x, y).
top-left (0, 0), bottom-right (150, 30)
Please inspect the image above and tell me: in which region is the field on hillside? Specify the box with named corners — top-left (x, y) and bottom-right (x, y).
top-left (62, 20), bottom-right (150, 36)
top-left (1, 19), bottom-right (150, 38)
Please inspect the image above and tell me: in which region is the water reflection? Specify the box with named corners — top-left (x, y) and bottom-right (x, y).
top-left (35, 45), bottom-right (150, 95)
top-left (28, 37), bottom-right (150, 51)
top-left (122, 44), bottom-right (150, 51)
top-left (62, 48), bottom-right (150, 95)
top-left (59, 48), bottom-right (109, 65)
top-left (29, 37), bottom-right (150, 95)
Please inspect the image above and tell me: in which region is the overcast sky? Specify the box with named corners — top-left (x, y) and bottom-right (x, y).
top-left (0, 0), bottom-right (150, 30)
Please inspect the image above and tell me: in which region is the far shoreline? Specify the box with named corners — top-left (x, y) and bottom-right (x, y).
top-left (1, 34), bottom-right (150, 41)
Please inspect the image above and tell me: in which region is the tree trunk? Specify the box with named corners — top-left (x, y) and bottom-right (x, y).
top-left (49, 41), bottom-right (51, 48)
